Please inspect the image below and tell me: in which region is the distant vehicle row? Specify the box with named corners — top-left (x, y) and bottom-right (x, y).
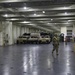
top-left (17, 33), bottom-right (51, 44)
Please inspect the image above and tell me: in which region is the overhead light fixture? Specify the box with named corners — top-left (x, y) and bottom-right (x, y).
top-left (11, 19), bottom-right (19, 21)
top-left (43, 11), bottom-right (45, 13)
top-left (27, 24), bottom-right (36, 26)
top-left (34, 13), bottom-right (36, 16)
top-left (65, 12), bottom-right (68, 15)
top-left (63, 7), bottom-right (67, 9)
top-left (68, 20), bottom-right (71, 22)
top-left (6, 18), bottom-right (19, 21)
top-left (23, 3), bottom-right (27, 9)
top-left (51, 19), bottom-right (53, 21)
top-left (23, 21), bottom-right (29, 23)
top-left (4, 14), bottom-right (8, 17)
top-left (20, 21), bottom-right (30, 23)
top-left (24, 7), bottom-right (27, 9)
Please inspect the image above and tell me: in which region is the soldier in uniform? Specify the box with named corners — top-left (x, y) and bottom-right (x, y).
top-left (52, 34), bottom-right (59, 55)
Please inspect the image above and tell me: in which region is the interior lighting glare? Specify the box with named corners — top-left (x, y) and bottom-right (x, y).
top-left (51, 19), bottom-right (53, 21)
top-left (20, 21), bottom-right (30, 23)
top-left (63, 7), bottom-right (67, 9)
top-left (23, 21), bottom-right (29, 23)
top-left (24, 7), bottom-right (27, 9)
top-left (4, 14), bottom-right (8, 17)
top-left (65, 12), bottom-right (68, 15)
top-left (68, 20), bottom-right (71, 22)
top-left (11, 19), bottom-right (18, 20)
top-left (43, 11), bottom-right (45, 13)
top-left (34, 13), bottom-right (36, 16)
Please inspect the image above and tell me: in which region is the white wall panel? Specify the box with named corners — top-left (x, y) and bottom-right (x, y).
top-left (17, 26), bottom-right (20, 37)
top-left (13, 25), bottom-right (17, 43)
top-left (21, 27), bottom-right (25, 35)
top-left (8, 22), bottom-right (13, 45)
top-left (25, 27), bottom-right (26, 33)
top-left (0, 32), bottom-right (3, 46)
top-left (73, 25), bottom-right (75, 37)
top-left (3, 21), bottom-right (13, 45)
top-left (61, 27), bottom-right (67, 41)
top-left (26, 28), bottom-right (29, 33)
top-left (12, 25), bottom-right (21, 43)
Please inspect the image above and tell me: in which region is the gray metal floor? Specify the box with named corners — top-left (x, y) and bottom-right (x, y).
top-left (0, 42), bottom-right (75, 75)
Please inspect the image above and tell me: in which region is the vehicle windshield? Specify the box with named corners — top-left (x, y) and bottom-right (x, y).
top-left (23, 33), bottom-right (30, 36)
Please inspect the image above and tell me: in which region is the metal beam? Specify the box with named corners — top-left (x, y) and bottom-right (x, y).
top-left (0, 0), bottom-right (75, 4)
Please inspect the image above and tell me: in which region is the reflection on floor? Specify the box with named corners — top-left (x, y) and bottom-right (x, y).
top-left (0, 42), bottom-right (75, 75)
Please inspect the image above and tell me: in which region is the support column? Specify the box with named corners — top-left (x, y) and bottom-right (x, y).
top-left (0, 32), bottom-right (3, 46)
top-left (2, 21), bottom-right (13, 45)
top-left (73, 25), bottom-right (75, 36)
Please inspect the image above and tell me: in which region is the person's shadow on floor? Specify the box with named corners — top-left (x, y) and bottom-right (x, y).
top-left (52, 53), bottom-right (59, 63)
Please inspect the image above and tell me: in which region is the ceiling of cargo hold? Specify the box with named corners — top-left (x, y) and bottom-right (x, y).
top-left (0, 0), bottom-right (75, 32)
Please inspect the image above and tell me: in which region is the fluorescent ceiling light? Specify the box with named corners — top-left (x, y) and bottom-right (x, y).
top-left (34, 13), bottom-right (36, 16)
top-left (11, 19), bottom-right (19, 20)
top-left (24, 7), bottom-right (27, 9)
top-left (63, 7), bottom-right (68, 9)
top-left (6, 18), bottom-right (19, 21)
top-left (43, 11), bottom-right (45, 13)
top-left (4, 14), bottom-right (8, 17)
top-left (51, 19), bottom-right (53, 21)
top-left (27, 24), bottom-right (36, 26)
top-left (65, 12), bottom-right (68, 15)
top-left (68, 20), bottom-right (71, 22)
top-left (20, 21), bottom-right (30, 23)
